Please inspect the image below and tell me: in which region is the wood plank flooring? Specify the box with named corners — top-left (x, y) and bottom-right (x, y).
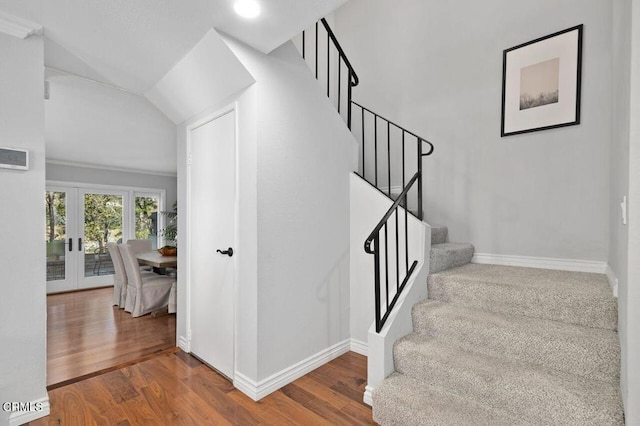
top-left (30, 350), bottom-right (373, 425)
top-left (47, 287), bottom-right (176, 387)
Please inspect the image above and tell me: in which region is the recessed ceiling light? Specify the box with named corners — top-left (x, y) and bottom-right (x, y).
top-left (234, 0), bottom-right (261, 19)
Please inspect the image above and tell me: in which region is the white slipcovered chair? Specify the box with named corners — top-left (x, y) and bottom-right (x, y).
top-left (108, 242), bottom-right (156, 308)
top-left (108, 242), bottom-right (127, 307)
top-left (119, 243), bottom-right (176, 317)
top-left (126, 239), bottom-right (153, 271)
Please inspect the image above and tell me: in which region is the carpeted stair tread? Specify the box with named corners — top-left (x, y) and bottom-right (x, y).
top-left (373, 372), bottom-right (524, 426)
top-left (430, 243), bottom-right (474, 273)
top-left (430, 225), bottom-right (448, 244)
top-left (394, 333), bottom-right (624, 425)
top-left (428, 263), bottom-right (617, 330)
top-left (412, 300), bottom-right (620, 383)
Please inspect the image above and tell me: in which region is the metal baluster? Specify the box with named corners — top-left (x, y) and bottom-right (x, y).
top-left (402, 132), bottom-right (406, 206)
top-left (374, 235), bottom-right (381, 332)
top-left (302, 30), bottom-right (306, 59)
top-left (315, 22), bottom-right (318, 79)
top-left (387, 121), bottom-right (391, 197)
top-left (384, 222), bottom-right (389, 310)
top-left (326, 32), bottom-right (330, 98)
top-left (418, 138), bottom-right (423, 220)
top-left (347, 75), bottom-right (353, 129)
top-left (338, 57), bottom-right (341, 114)
top-left (395, 208), bottom-right (399, 291)
top-left (405, 193), bottom-right (409, 274)
top-left (361, 107), bottom-right (365, 178)
top-left (374, 115), bottom-right (378, 187)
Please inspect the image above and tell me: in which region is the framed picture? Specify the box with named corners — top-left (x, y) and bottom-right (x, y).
top-left (501, 25), bottom-right (583, 137)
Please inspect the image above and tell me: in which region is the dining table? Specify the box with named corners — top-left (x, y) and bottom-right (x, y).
top-left (136, 251), bottom-right (177, 269)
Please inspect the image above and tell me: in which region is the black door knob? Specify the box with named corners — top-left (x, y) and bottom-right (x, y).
top-left (216, 247), bottom-right (234, 257)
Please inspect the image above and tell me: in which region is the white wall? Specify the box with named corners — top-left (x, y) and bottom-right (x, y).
top-left (335, 0), bottom-right (612, 261)
top-left (45, 71), bottom-right (177, 175)
top-left (225, 36), bottom-right (357, 382)
top-left (145, 29), bottom-right (255, 125)
top-left (0, 32), bottom-right (48, 424)
top-left (45, 162), bottom-right (177, 209)
top-left (623, 0), bottom-right (640, 421)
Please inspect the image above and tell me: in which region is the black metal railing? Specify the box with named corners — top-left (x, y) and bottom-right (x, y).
top-left (365, 173), bottom-right (420, 332)
top-left (300, 18), bottom-right (359, 129)
top-left (351, 102), bottom-right (434, 220)
top-left (297, 18), bottom-right (435, 333)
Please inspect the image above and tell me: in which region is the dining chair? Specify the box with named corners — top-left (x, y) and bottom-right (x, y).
top-left (126, 239), bottom-right (154, 271)
top-left (107, 242), bottom-right (127, 307)
top-left (119, 244), bottom-right (176, 317)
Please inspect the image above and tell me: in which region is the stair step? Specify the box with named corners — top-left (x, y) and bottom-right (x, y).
top-left (429, 225), bottom-right (448, 244)
top-left (394, 333), bottom-right (624, 425)
top-left (428, 263), bottom-right (617, 330)
top-left (412, 300), bottom-right (620, 383)
top-left (430, 243), bottom-right (474, 273)
top-left (373, 372), bottom-right (522, 426)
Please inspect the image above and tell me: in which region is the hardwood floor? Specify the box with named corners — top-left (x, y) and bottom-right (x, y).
top-left (47, 287), bottom-right (176, 388)
top-left (30, 351), bottom-right (373, 425)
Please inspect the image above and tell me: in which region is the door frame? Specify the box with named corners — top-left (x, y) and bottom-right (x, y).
top-left (185, 103), bottom-right (239, 380)
top-left (46, 180), bottom-right (167, 293)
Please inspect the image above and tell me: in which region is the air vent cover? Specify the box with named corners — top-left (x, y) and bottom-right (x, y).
top-left (0, 147), bottom-right (29, 170)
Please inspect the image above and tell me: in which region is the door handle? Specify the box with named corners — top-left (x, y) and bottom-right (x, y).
top-left (78, 238), bottom-right (83, 251)
top-left (68, 238), bottom-right (73, 252)
top-left (216, 247), bottom-right (234, 257)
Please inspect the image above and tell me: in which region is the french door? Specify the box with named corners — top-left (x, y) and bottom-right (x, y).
top-left (46, 185), bottom-right (163, 293)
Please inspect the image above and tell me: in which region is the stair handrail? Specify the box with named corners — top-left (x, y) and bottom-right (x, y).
top-left (351, 101), bottom-right (434, 156)
top-left (364, 172), bottom-right (420, 332)
top-left (364, 173), bottom-right (419, 254)
top-left (320, 18), bottom-right (359, 88)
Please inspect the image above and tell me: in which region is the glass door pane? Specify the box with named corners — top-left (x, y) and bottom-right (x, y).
top-left (45, 187), bottom-right (78, 293)
top-left (134, 195), bottom-right (159, 249)
top-left (81, 192), bottom-right (124, 282)
top-left (45, 191), bottom-right (67, 281)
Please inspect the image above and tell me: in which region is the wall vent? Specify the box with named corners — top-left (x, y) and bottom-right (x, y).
top-left (0, 147), bottom-right (29, 170)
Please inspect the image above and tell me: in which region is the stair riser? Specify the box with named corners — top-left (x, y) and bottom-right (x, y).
top-left (429, 247), bottom-right (473, 273)
top-left (373, 374), bottom-right (521, 426)
top-left (394, 340), bottom-right (624, 425)
top-left (412, 303), bottom-right (620, 383)
top-left (428, 277), bottom-right (618, 330)
top-left (430, 226), bottom-right (447, 245)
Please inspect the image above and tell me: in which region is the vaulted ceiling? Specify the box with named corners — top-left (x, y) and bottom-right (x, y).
top-left (0, 0), bottom-right (345, 175)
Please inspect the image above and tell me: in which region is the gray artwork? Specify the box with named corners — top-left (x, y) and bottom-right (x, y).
top-left (519, 57), bottom-right (559, 110)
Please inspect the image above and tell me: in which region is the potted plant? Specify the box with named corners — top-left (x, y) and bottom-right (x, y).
top-left (159, 201), bottom-right (177, 256)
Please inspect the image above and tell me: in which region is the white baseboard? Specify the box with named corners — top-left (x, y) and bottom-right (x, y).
top-left (472, 253), bottom-right (607, 274)
top-left (350, 338), bottom-right (368, 356)
top-left (605, 264), bottom-right (619, 298)
top-left (178, 335), bottom-right (190, 352)
top-left (363, 385), bottom-right (374, 406)
top-left (234, 339), bottom-right (351, 401)
top-left (8, 396), bottom-right (49, 426)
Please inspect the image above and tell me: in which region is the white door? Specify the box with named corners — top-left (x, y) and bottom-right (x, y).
top-left (189, 110), bottom-right (236, 379)
top-left (77, 189), bottom-right (129, 289)
top-left (45, 186), bottom-right (78, 293)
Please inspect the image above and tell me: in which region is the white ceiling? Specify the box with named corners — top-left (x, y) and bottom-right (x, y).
top-left (1, 0), bottom-right (345, 174)
top-left (2, 0), bottom-right (345, 93)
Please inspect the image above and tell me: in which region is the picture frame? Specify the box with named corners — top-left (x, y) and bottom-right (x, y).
top-left (501, 25), bottom-right (583, 137)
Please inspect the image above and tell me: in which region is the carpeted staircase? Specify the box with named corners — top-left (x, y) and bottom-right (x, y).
top-left (373, 225), bottom-right (624, 425)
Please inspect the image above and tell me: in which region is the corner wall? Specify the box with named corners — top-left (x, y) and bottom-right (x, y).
top-left (225, 37), bottom-right (357, 383)
top-left (622, 0), bottom-right (640, 420)
top-left (0, 33), bottom-right (48, 424)
top-left (335, 0), bottom-right (612, 262)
